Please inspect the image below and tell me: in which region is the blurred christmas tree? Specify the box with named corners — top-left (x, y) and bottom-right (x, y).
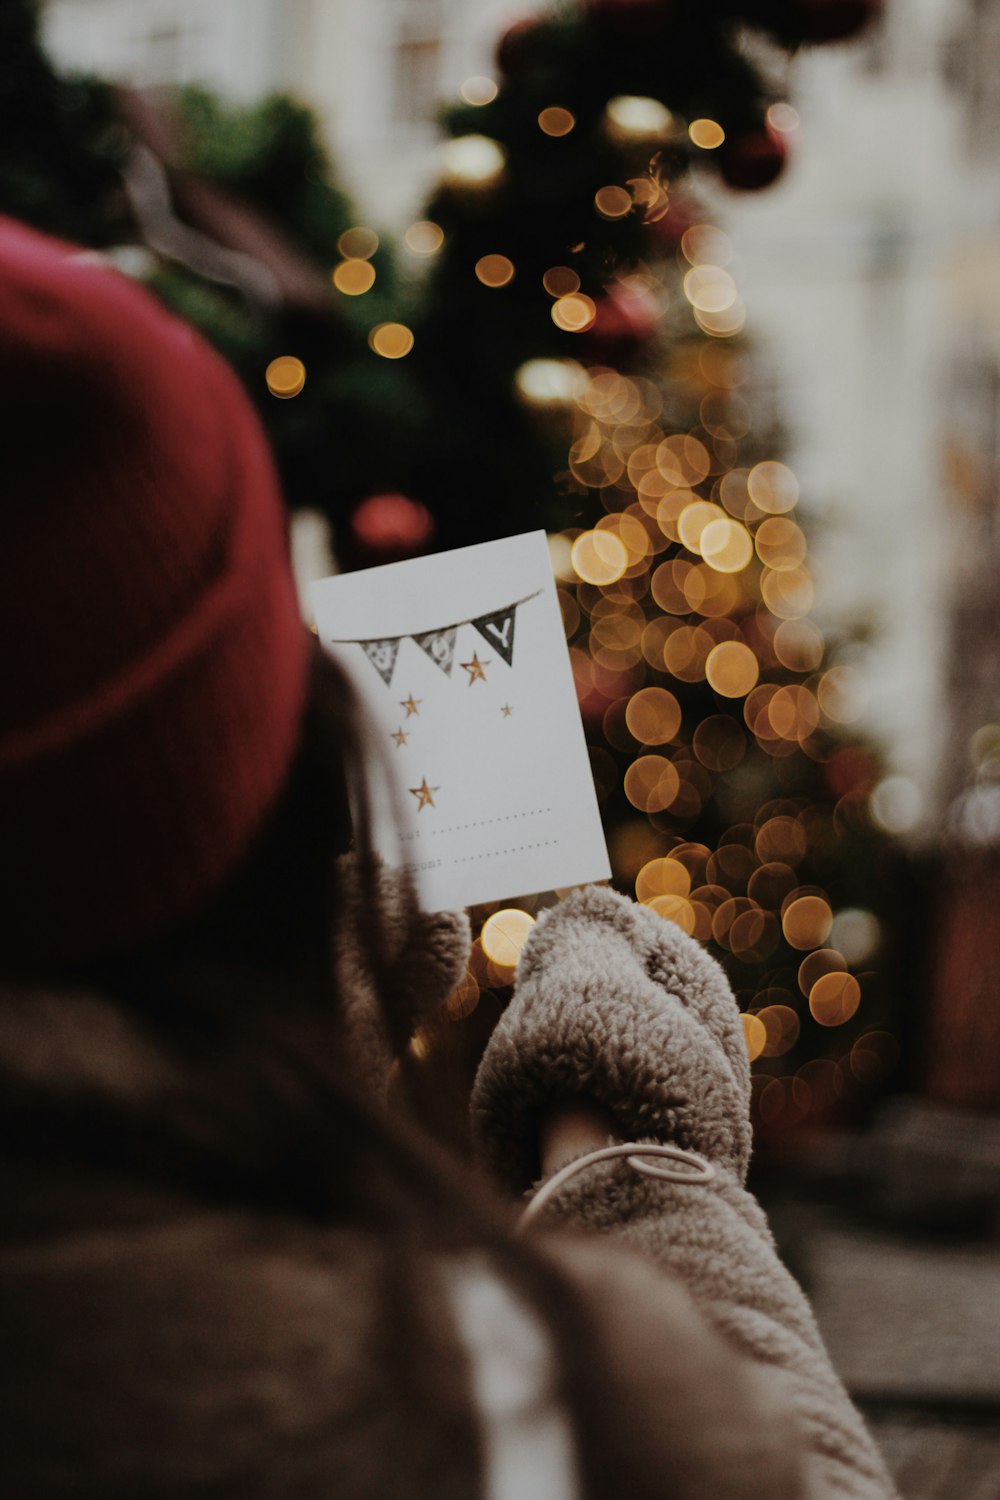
top-left (1, 0), bottom-right (899, 1135)
top-left (397, 0), bottom-right (896, 1140)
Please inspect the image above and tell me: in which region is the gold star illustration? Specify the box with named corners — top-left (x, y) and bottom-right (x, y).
top-left (400, 694), bottom-right (421, 717)
top-left (501, 704), bottom-right (513, 717)
top-left (409, 778), bottom-right (439, 811)
top-left (461, 652), bottom-right (490, 685)
top-left (391, 727), bottom-right (408, 747)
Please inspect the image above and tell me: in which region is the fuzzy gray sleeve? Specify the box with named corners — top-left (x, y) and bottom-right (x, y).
top-left (471, 885), bottom-right (897, 1500)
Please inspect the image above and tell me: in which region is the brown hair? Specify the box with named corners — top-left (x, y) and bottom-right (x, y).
top-left (57, 645), bottom-right (641, 1500)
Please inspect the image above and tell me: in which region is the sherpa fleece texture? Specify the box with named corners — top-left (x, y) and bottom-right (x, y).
top-left (472, 885), bottom-right (898, 1500)
top-left (332, 856), bottom-right (471, 1097)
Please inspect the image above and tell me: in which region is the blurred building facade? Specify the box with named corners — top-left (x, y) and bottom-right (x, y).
top-left (40, 0), bottom-right (1000, 830)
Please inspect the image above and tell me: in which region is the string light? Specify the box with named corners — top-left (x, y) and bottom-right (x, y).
top-left (265, 355), bottom-right (305, 398)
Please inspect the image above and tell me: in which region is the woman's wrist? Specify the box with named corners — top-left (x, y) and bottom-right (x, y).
top-left (540, 1100), bottom-right (619, 1177)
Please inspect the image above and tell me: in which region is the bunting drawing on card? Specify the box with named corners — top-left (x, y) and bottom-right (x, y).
top-left (472, 605), bottom-right (517, 666)
top-left (360, 638), bottom-right (401, 686)
top-left (328, 590), bottom-right (542, 688)
top-left (414, 626), bottom-right (457, 676)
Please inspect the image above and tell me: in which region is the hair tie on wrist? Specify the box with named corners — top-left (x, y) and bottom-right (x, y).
top-left (517, 1142), bottom-right (715, 1232)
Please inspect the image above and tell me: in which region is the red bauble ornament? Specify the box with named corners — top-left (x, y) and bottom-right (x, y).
top-left (718, 123), bottom-right (788, 192)
top-left (496, 16), bottom-right (544, 77)
top-left (584, 0), bottom-right (675, 39)
top-left (584, 282), bottom-right (660, 364)
top-left (825, 745), bottom-right (877, 800)
top-left (350, 493), bottom-right (435, 559)
top-left (788, 0), bottom-right (883, 42)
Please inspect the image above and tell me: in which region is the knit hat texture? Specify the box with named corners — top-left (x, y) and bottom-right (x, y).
top-left (0, 216), bottom-right (309, 972)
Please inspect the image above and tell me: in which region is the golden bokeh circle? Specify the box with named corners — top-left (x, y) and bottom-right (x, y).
top-left (625, 686), bottom-right (682, 744)
top-left (677, 500), bottom-right (725, 554)
top-left (594, 185), bottom-right (633, 221)
top-left (809, 971), bottom-right (861, 1027)
top-left (543, 265), bottom-right (581, 298)
top-left (782, 895), bottom-right (834, 951)
top-left (481, 909), bottom-right (536, 974)
top-left (741, 1013), bottom-right (767, 1062)
top-left (658, 435), bottom-right (711, 488)
top-left (647, 893), bottom-right (696, 932)
top-left (445, 970), bottom-right (480, 1020)
top-left (689, 118), bottom-right (725, 149)
top-left (368, 323), bottom-right (415, 359)
top-left (265, 355), bottom-right (306, 398)
top-left (705, 640), bottom-right (759, 698)
top-left (552, 293), bottom-right (597, 332)
top-left (475, 253), bottom-right (515, 287)
top-left (636, 856), bottom-right (691, 903)
top-left (757, 1004), bottom-right (801, 1058)
top-left (755, 516), bottom-right (806, 572)
top-left (333, 259), bottom-right (376, 295)
top-left (404, 220), bottom-right (445, 255)
top-left (700, 517), bottom-right (753, 573)
top-left (747, 460), bottom-right (799, 514)
top-left (571, 529), bottom-right (628, 585)
top-left (337, 226), bottom-right (379, 260)
top-left (538, 106), bottom-right (576, 136)
top-left (624, 755), bottom-right (680, 813)
top-left (797, 947), bottom-right (847, 995)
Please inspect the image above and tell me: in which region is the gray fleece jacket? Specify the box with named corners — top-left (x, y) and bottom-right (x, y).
top-left (472, 884), bottom-right (898, 1500)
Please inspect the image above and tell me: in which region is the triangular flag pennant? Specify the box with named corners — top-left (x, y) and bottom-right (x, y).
top-left (414, 627), bottom-right (457, 676)
top-left (472, 605), bottom-right (517, 666)
top-left (360, 638), bottom-right (401, 686)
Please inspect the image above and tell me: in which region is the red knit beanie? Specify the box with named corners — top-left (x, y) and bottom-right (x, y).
top-left (0, 216), bottom-right (310, 973)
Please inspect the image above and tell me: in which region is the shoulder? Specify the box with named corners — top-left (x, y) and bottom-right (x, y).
top-left (0, 1207), bottom-right (481, 1500)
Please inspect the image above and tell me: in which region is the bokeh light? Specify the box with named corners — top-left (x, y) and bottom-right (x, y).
top-left (869, 775), bottom-right (923, 834)
top-left (700, 517), bottom-right (753, 572)
top-left (404, 220), bottom-right (445, 255)
top-left (265, 355), bottom-right (306, 398)
top-left (829, 908), bottom-right (881, 964)
top-left (572, 530), bottom-right (629, 584)
top-left (514, 358), bottom-right (588, 408)
top-left (767, 102), bottom-right (800, 133)
top-left (747, 461), bottom-right (799, 513)
top-left (624, 754), bottom-right (681, 812)
top-left (481, 909), bottom-right (535, 978)
top-left (689, 118), bottom-right (725, 148)
top-left (543, 265), bottom-right (581, 297)
top-left (538, 105), bottom-right (576, 136)
top-left (682, 225), bottom-right (734, 267)
top-left (782, 895), bottom-right (834, 951)
top-left (438, 134), bottom-right (507, 189)
top-left (705, 640), bottom-right (759, 697)
top-left (337, 226), bottom-right (379, 259)
top-left (809, 971), bottom-right (861, 1027)
top-left (461, 75), bottom-right (498, 106)
top-left (604, 94), bottom-right (674, 142)
top-left (475, 253), bottom-right (515, 287)
top-left (626, 686), bottom-right (682, 743)
top-left (741, 1013), bottom-right (767, 1061)
top-left (333, 259), bottom-right (376, 295)
top-left (594, 185), bottom-right (633, 220)
top-left (368, 322), bottom-right (415, 358)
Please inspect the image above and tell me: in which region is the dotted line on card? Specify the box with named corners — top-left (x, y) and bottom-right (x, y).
top-left (456, 840), bottom-right (557, 864)
top-left (434, 808), bottom-right (552, 835)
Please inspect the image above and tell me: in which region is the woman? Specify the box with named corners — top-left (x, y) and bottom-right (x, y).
top-left (0, 214), bottom-right (896, 1499)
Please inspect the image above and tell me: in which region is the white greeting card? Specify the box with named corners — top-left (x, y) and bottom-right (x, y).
top-left (310, 530), bottom-right (610, 911)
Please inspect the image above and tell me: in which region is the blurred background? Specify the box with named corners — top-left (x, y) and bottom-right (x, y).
top-left (7, 0), bottom-right (1000, 1489)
